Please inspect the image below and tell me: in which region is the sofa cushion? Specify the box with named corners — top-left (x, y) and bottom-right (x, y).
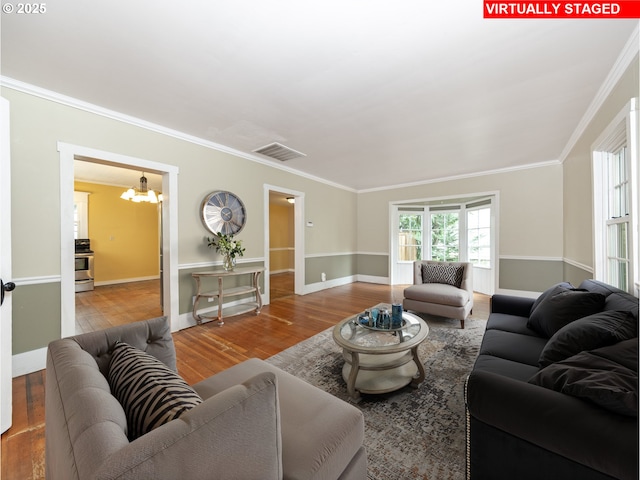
top-left (421, 263), bottom-right (464, 288)
top-left (108, 342), bottom-right (203, 440)
top-left (485, 313), bottom-right (544, 337)
top-left (479, 329), bottom-right (548, 367)
top-left (527, 288), bottom-right (606, 338)
top-left (530, 339), bottom-right (638, 417)
top-left (539, 311), bottom-right (637, 367)
top-left (472, 354), bottom-right (540, 381)
top-left (404, 283), bottom-right (469, 307)
top-left (193, 358), bottom-right (365, 480)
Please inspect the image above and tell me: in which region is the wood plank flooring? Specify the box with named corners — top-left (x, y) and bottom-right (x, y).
top-left (75, 279), bottom-right (163, 334)
top-left (2, 279), bottom-right (489, 479)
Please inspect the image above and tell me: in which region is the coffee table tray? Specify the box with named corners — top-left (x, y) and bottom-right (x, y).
top-left (357, 319), bottom-right (406, 332)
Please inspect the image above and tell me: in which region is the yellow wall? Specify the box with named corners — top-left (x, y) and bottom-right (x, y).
top-left (75, 181), bottom-right (160, 283)
top-left (269, 202), bottom-right (294, 271)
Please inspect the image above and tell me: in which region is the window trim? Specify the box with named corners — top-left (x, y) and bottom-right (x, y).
top-left (592, 98), bottom-right (638, 293)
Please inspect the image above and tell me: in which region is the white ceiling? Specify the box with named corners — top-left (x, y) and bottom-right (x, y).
top-left (1, 2), bottom-right (638, 191)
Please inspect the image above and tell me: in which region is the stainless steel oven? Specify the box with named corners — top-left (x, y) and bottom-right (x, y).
top-left (75, 239), bottom-right (94, 292)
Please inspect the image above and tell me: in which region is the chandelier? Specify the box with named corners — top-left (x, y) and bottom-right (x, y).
top-left (120, 173), bottom-right (159, 204)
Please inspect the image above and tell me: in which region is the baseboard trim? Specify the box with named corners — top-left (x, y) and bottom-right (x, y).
top-left (356, 274), bottom-right (389, 285)
top-left (304, 275), bottom-right (357, 294)
top-left (13, 347), bottom-right (47, 377)
top-left (94, 275), bottom-right (160, 287)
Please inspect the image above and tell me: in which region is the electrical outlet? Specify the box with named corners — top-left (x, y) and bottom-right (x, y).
top-left (321, 272), bottom-right (326, 282)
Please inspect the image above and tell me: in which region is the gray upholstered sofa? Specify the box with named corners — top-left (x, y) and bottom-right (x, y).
top-left (403, 260), bottom-right (474, 328)
top-left (46, 316), bottom-right (367, 479)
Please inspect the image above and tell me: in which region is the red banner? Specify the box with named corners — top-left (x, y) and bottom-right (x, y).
top-left (484, 1), bottom-right (640, 18)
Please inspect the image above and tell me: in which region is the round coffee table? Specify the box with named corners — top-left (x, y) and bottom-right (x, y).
top-left (332, 308), bottom-right (429, 402)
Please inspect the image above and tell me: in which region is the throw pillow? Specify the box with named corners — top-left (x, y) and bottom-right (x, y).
top-left (527, 288), bottom-right (606, 338)
top-left (529, 339), bottom-right (638, 417)
top-left (529, 282), bottom-right (573, 315)
top-left (108, 342), bottom-right (203, 440)
top-left (421, 263), bottom-right (464, 288)
top-left (538, 311), bottom-right (636, 367)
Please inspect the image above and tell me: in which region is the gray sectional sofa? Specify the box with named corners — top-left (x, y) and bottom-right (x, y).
top-left (46, 316), bottom-right (367, 479)
top-left (465, 279), bottom-right (639, 480)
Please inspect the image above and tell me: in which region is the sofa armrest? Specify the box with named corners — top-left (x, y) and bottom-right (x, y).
top-left (465, 370), bottom-right (637, 480)
top-left (92, 372), bottom-right (282, 480)
top-left (490, 294), bottom-right (534, 317)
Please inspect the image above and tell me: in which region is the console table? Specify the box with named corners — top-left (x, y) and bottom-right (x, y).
top-left (192, 267), bottom-right (264, 326)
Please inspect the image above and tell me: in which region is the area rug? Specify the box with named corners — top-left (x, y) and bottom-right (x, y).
top-left (266, 314), bottom-right (487, 480)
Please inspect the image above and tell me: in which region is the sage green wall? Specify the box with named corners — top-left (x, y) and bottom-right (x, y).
top-left (562, 55), bottom-right (639, 270)
top-left (499, 258), bottom-right (563, 292)
top-left (11, 283), bottom-right (60, 353)
top-left (563, 262), bottom-right (594, 287)
top-left (306, 255), bottom-right (357, 284)
top-left (3, 87), bottom-right (357, 354)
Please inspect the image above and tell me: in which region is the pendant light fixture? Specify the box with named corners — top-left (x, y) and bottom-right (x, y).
top-left (120, 172), bottom-right (159, 203)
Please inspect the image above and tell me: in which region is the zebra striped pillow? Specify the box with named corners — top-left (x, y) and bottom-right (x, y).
top-left (108, 342), bottom-right (202, 440)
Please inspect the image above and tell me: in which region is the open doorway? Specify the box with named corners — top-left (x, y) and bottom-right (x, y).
top-left (73, 161), bottom-right (163, 333)
top-left (264, 185), bottom-right (305, 302)
top-left (58, 142), bottom-right (179, 339)
top-left (268, 191), bottom-right (295, 300)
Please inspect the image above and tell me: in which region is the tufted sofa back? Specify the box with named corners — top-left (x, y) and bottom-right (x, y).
top-left (45, 316), bottom-right (174, 480)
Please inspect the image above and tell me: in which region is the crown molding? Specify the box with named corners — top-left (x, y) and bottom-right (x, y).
top-left (559, 24), bottom-right (640, 162)
top-left (0, 76), bottom-right (356, 193)
top-left (357, 159), bottom-right (561, 194)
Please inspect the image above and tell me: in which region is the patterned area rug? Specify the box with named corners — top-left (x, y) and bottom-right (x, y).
top-left (266, 314), bottom-right (487, 480)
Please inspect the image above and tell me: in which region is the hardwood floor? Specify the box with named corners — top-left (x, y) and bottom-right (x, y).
top-left (2, 281), bottom-right (489, 479)
top-left (269, 271), bottom-right (295, 301)
top-left (75, 279), bottom-right (163, 334)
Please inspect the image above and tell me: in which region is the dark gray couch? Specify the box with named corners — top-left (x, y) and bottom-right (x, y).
top-left (465, 280), bottom-right (639, 480)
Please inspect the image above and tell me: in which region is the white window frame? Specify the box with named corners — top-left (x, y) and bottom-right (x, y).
top-left (73, 191), bottom-right (90, 239)
top-left (592, 98), bottom-right (638, 294)
top-left (397, 209), bottom-right (424, 263)
top-left (466, 204), bottom-right (492, 269)
top-left (428, 207), bottom-right (461, 262)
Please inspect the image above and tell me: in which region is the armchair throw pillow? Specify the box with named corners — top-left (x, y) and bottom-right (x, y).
top-left (421, 263), bottom-right (464, 288)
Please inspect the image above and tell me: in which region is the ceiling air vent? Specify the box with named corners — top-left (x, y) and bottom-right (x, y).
top-left (253, 142), bottom-right (306, 162)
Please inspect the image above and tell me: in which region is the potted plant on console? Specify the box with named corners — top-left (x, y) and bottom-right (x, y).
top-left (207, 233), bottom-right (245, 271)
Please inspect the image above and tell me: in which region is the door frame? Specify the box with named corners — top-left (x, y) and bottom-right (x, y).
top-left (1, 97), bottom-right (13, 433)
top-left (58, 142), bottom-right (179, 337)
top-left (263, 184), bottom-right (305, 301)
top-left (391, 207), bottom-right (425, 284)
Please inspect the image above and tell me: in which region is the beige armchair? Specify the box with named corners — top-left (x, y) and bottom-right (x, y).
top-left (402, 260), bottom-right (473, 328)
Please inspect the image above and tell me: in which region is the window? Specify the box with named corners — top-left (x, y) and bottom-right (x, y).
top-left (467, 206), bottom-right (491, 268)
top-left (593, 99), bottom-right (638, 293)
top-left (74, 191), bottom-right (89, 239)
top-left (430, 211), bottom-right (459, 261)
top-left (606, 147), bottom-right (630, 290)
top-left (398, 212), bottom-right (422, 261)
